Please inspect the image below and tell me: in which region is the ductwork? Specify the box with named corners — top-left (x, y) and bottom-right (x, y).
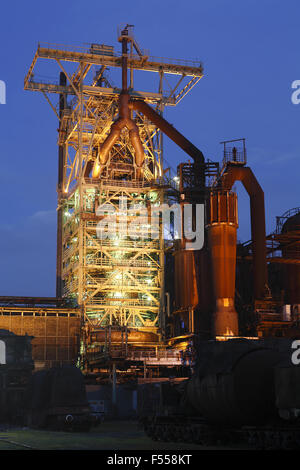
top-left (220, 166), bottom-right (268, 300)
top-left (129, 99), bottom-right (205, 180)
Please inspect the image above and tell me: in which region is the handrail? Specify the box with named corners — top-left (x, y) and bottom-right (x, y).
top-left (85, 298), bottom-right (158, 306)
top-left (85, 258), bottom-right (158, 268)
top-left (276, 207), bottom-right (300, 234)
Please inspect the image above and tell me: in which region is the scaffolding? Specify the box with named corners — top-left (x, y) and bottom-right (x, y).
top-left (62, 180), bottom-right (164, 331)
top-left (24, 27), bottom-right (203, 366)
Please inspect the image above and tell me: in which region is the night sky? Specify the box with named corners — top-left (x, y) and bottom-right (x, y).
top-left (0, 0), bottom-right (299, 296)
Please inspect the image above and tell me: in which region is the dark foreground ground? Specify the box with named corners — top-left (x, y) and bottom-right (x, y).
top-left (0, 420), bottom-right (251, 450)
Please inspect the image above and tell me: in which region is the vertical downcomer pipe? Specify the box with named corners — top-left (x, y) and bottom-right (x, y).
top-left (221, 166), bottom-right (268, 300)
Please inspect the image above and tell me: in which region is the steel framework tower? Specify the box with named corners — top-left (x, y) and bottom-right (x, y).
top-left (24, 25), bottom-right (203, 365)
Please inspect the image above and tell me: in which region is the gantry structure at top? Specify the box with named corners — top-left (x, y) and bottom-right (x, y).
top-left (24, 25), bottom-right (204, 362)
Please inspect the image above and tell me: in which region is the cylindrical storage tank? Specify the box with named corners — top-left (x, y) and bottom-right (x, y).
top-left (207, 191), bottom-right (238, 336)
top-left (186, 342), bottom-right (286, 425)
top-left (281, 212), bottom-right (300, 306)
top-left (173, 234), bottom-right (214, 337)
top-left (174, 249), bottom-right (200, 309)
top-left (174, 248), bottom-right (213, 312)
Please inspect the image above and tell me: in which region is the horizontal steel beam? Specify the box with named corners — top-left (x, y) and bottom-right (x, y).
top-left (35, 46), bottom-right (203, 77)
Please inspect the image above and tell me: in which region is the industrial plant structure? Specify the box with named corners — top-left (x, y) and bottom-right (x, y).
top-left (1, 24), bottom-right (300, 393)
top-left (21, 25), bottom-right (206, 375)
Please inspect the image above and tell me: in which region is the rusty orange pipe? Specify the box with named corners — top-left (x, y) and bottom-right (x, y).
top-left (221, 166), bottom-right (268, 300)
top-left (92, 98), bottom-right (145, 178)
top-left (129, 99), bottom-right (205, 166)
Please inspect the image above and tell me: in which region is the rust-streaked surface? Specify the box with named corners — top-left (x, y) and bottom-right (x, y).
top-left (207, 191), bottom-right (239, 336)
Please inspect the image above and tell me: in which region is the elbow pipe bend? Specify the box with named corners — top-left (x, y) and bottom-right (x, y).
top-left (221, 166), bottom-right (268, 300)
top-left (92, 93), bottom-right (145, 178)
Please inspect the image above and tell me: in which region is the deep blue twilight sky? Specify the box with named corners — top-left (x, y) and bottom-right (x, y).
top-left (0, 0), bottom-right (299, 296)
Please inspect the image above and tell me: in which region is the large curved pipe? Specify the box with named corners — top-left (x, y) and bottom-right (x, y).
top-left (98, 122), bottom-right (122, 165)
top-left (220, 166), bottom-right (268, 300)
top-left (92, 99), bottom-right (145, 178)
top-left (92, 95), bottom-right (145, 178)
top-left (129, 99), bottom-right (205, 167)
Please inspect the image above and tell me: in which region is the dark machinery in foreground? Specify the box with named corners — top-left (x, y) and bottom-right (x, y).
top-left (139, 338), bottom-right (300, 449)
top-left (24, 366), bottom-right (95, 431)
top-left (0, 330), bottom-right (33, 424)
top-left (0, 329), bottom-right (95, 430)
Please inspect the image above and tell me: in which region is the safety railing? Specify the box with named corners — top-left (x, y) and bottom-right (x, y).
top-left (85, 298), bottom-right (158, 307)
top-left (276, 207), bottom-right (300, 234)
top-left (37, 43), bottom-right (203, 69)
top-left (85, 238), bottom-right (160, 249)
top-left (85, 257), bottom-right (158, 268)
